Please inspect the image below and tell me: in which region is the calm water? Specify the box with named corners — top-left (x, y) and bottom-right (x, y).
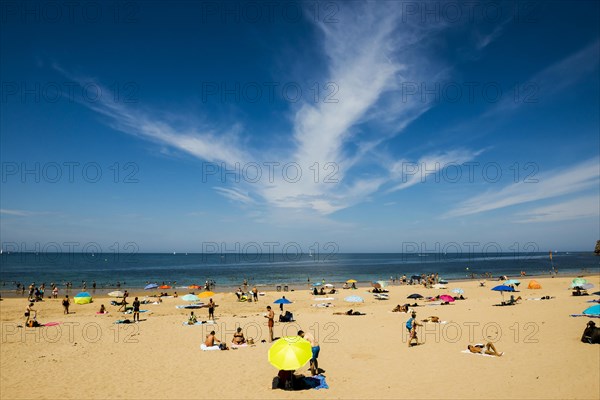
top-left (1, 251), bottom-right (598, 291)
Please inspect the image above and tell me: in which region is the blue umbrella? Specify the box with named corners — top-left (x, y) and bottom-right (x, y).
top-left (181, 294), bottom-right (200, 302)
top-left (344, 295), bottom-right (364, 303)
top-left (145, 283), bottom-right (158, 290)
top-left (312, 282), bottom-right (322, 286)
top-left (274, 298), bottom-right (292, 304)
top-left (583, 304), bottom-right (600, 316)
top-left (504, 279), bottom-right (521, 286)
top-left (451, 288), bottom-right (464, 295)
top-left (492, 285), bottom-right (516, 292)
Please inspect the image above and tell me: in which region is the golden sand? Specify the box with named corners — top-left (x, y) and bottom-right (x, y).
top-left (1, 275), bottom-right (599, 399)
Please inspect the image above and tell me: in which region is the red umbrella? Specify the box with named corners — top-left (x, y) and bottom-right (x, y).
top-left (439, 295), bottom-right (455, 303)
top-left (159, 285), bottom-right (171, 289)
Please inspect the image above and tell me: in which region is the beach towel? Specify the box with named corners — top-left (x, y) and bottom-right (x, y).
top-left (182, 321), bottom-right (214, 326)
top-left (298, 375), bottom-right (329, 390)
top-left (175, 304), bottom-right (204, 309)
top-left (43, 322), bottom-right (61, 327)
top-left (114, 319), bottom-right (133, 324)
top-left (96, 311), bottom-right (109, 314)
top-left (570, 314), bottom-right (600, 318)
top-left (123, 309), bottom-right (151, 314)
top-left (461, 349), bottom-right (502, 358)
top-left (230, 343), bottom-right (248, 349)
top-left (200, 344), bottom-right (220, 351)
top-left (312, 303), bottom-right (334, 308)
top-left (313, 297), bottom-right (335, 301)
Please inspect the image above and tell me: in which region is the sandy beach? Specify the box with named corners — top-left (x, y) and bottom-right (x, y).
top-left (0, 275), bottom-right (598, 400)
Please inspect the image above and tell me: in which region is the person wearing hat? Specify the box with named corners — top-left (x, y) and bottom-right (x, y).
top-left (406, 311), bottom-right (422, 347)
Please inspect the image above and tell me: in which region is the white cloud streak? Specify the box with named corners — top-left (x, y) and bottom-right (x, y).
top-left (445, 158), bottom-right (600, 218)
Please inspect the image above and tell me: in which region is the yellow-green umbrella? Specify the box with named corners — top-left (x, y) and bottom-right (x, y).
top-left (346, 279), bottom-right (357, 283)
top-left (268, 336), bottom-right (312, 370)
top-left (198, 291), bottom-right (215, 298)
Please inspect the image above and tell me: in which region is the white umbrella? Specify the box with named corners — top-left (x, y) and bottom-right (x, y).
top-left (108, 291), bottom-right (124, 297)
top-left (324, 284), bottom-right (334, 288)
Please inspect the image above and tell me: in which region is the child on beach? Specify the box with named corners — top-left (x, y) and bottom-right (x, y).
top-left (406, 311), bottom-right (422, 347)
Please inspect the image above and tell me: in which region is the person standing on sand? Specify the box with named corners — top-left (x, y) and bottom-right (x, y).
top-left (265, 306), bottom-right (275, 342)
top-left (252, 286), bottom-right (258, 302)
top-left (118, 290), bottom-right (129, 312)
top-left (208, 298), bottom-right (215, 320)
top-left (25, 302), bottom-right (36, 325)
top-left (406, 311), bottom-right (422, 347)
top-left (62, 295), bottom-right (70, 314)
top-left (298, 330), bottom-right (320, 376)
top-left (132, 297), bottom-right (141, 322)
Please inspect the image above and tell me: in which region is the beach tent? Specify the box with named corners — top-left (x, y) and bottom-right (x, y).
top-left (528, 280), bottom-right (542, 289)
top-left (74, 291), bottom-right (92, 304)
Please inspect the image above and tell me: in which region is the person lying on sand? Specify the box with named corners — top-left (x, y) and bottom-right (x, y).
top-left (392, 304), bottom-right (407, 312)
top-left (333, 309), bottom-right (365, 315)
top-left (421, 316), bottom-right (440, 323)
top-left (467, 342), bottom-right (503, 356)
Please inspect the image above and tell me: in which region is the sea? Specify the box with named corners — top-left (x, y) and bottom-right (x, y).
top-left (1, 251), bottom-right (598, 292)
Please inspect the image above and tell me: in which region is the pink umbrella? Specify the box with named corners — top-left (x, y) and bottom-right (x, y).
top-left (439, 295), bottom-right (455, 303)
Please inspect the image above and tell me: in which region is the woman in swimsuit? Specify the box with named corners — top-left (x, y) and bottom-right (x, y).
top-left (232, 327), bottom-right (246, 344)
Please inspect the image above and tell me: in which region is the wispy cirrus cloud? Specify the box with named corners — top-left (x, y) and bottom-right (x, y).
top-left (445, 157), bottom-right (599, 218)
top-left (515, 195), bottom-right (600, 223)
top-left (1, 209), bottom-right (35, 217)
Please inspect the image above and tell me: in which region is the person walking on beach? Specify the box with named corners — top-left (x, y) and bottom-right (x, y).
top-left (118, 290), bottom-right (129, 312)
top-left (265, 306), bottom-right (275, 342)
top-left (62, 295), bottom-right (70, 314)
top-left (252, 286), bottom-right (258, 302)
top-left (298, 330), bottom-right (320, 376)
top-left (132, 297), bottom-right (141, 322)
top-left (406, 311), bottom-right (422, 347)
top-left (208, 298), bottom-right (215, 320)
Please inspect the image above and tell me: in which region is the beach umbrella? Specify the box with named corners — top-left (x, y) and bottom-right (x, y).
top-left (407, 293), bottom-right (424, 299)
top-left (439, 279), bottom-right (448, 284)
top-left (274, 298), bottom-right (292, 304)
top-left (268, 336), bottom-right (312, 370)
top-left (198, 291), bottom-right (215, 298)
top-left (74, 291), bottom-right (92, 304)
top-left (144, 283), bottom-right (158, 290)
top-left (346, 279), bottom-right (357, 283)
top-left (433, 283), bottom-right (447, 289)
top-left (376, 280), bottom-right (388, 288)
top-left (492, 285), bottom-right (516, 292)
top-left (504, 279), bottom-right (521, 286)
top-left (188, 284), bottom-right (201, 289)
top-left (440, 294), bottom-right (455, 303)
top-left (159, 285), bottom-right (171, 289)
top-left (324, 284), bottom-right (334, 288)
top-left (312, 282), bottom-right (322, 287)
top-left (492, 285), bottom-right (515, 301)
top-left (344, 295), bottom-right (364, 303)
top-left (371, 282), bottom-right (382, 289)
top-left (451, 288), bottom-right (464, 295)
top-left (181, 294), bottom-right (200, 302)
top-left (581, 283), bottom-right (595, 290)
top-left (582, 304), bottom-right (600, 316)
top-left (108, 290), bottom-right (125, 297)
top-left (572, 278), bottom-right (587, 286)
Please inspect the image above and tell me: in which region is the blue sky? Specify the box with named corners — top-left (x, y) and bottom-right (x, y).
top-left (1, 1), bottom-right (599, 253)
